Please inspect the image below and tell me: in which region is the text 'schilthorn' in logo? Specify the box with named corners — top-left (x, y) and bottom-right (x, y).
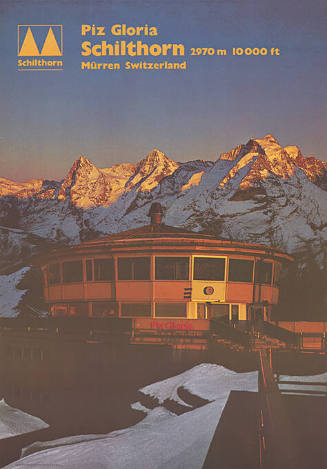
top-left (17, 25), bottom-right (63, 71)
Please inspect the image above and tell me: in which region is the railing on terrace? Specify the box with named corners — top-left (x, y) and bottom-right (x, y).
top-left (0, 317), bottom-right (326, 352)
top-left (258, 349), bottom-right (299, 469)
top-left (210, 319), bottom-right (251, 348)
top-left (261, 321), bottom-right (298, 346)
top-left (0, 317), bottom-right (132, 334)
top-left (297, 332), bottom-right (326, 352)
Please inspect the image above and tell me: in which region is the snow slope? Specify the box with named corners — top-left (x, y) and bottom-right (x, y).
top-left (5, 365), bottom-right (257, 469)
top-left (1, 137), bottom-right (326, 255)
top-left (0, 399), bottom-right (48, 440)
top-left (140, 363), bottom-right (257, 405)
top-left (278, 372), bottom-right (327, 396)
top-left (4, 365), bottom-right (326, 468)
top-left (0, 267), bottom-right (29, 317)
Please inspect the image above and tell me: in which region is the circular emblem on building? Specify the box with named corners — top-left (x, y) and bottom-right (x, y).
top-left (203, 286), bottom-right (214, 295)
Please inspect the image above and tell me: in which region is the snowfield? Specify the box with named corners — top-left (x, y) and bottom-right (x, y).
top-left (4, 364), bottom-right (257, 468)
top-left (140, 363), bottom-right (257, 404)
top-left (0, 399), bottom-right (48, 440)
top-left (278, 372), bottom-right (327, 395)
top-left (2, 365), bottom-right (327, 468)
top-left (0, 267), bottom-right (29, 318)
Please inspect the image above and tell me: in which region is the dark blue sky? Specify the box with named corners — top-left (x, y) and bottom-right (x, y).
top-left (0, 0), bottom-right (326, 180)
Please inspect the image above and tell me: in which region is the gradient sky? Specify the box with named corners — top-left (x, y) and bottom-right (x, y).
top-left (0, 0), bottom-right (326, 181)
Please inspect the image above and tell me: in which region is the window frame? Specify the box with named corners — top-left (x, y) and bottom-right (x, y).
top-left (62, 260), bottom-right (83, 284)
top-left (94, 258), bottom-right (115, 281)
top-left (228, 258), bottom-right (254, 283)
top-left (68, 302), bottom-right (89, 317)
top-left (118, 257), bottom-right (151, 281)
top-left (120, 302), bottom-right (151, 317)
top-left (92, 301), bottom-right (117, 317)
top-left (155, 256), bottom-right (190, 281)
top-left (192, 256), bottom-right (226, 282)
top-left (273, 262), bottom-right (282, 286)
top-left (47, 263), bottom-right (61, 285)
top-left (207, 303), bottom-right (230, 320)
top-left (255, 260), bottom-right (273, 285)
top-left (154, 302), bottom-right (187, 318)
top-left (86, 259), bottom-right (93, 281)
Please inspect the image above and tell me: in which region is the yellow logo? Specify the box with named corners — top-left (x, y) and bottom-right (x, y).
top-left (17, 25), bottom-right (63, 71)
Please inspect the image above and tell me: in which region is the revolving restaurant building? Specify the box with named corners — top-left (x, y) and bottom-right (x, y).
top-left (38, 204), bottom-right (293, 325)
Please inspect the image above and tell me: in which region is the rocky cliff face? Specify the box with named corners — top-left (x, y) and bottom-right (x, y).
top-left (1, 136), bottom-right (327, 316)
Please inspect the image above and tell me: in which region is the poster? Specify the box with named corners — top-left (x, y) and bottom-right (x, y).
top-left (0, 0), bottom-right (326, 468)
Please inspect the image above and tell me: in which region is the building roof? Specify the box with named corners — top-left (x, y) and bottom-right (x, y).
top-left (35, 201), bottom-right (293, 263)
top-left (36, 221), bottom-right (294, 264)
top-left (86, 223), bottom-right (224, 242)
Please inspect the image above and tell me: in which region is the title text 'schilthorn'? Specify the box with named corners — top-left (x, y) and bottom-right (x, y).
top-left (81, 40), bottom-right (185, 57)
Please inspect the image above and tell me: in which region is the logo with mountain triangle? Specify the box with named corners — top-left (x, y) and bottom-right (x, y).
top-left (17, 25), bottom-right (63, 71)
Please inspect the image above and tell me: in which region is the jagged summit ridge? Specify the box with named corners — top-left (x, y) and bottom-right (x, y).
top-left (141, 148), bottom-right (170, 164)
top-left (2, 134), bottom-right (327, 317)
top-left (129, 149), bottom-right (179, 192)
top-left (57, 155), bottom-right (101, 203)
top-left (262, 133), bottom-right (279, 143)
top-left (136, 149), bottom-right (179, 176)
top-left (0, 135), bottom-right (327, 257)
top-left (50, 149), bottom-right (179, 208)
top-left (2, 136), bottom-right (326, 205)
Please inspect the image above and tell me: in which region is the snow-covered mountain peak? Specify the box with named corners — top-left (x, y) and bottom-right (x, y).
top-left (126, 149), bottom-right (179, 193)
top-left (251, 135), bottom-right (296, 179)
top-left (214, 135), bottom-right (314, 192)
top-left (262, 133), bottom-right (279, 144)
top-left (219, 139), bottom-right (265, 162)
top-left (284, 145), bottom-right (327, 186)
top-left (0, 177), bottom-right (44, 198)
top-left (219, 144), bottom-right (244, 161)
top-left (284, 145), bottom-right (305, 164)
top-left (254, 134), bottom-right (282, 150)
top-left (138, 149), bottom-right (178, 172)
top-left (147, 148), bottom-right (165, 158)
top-left (57, 155), bottom-right (101, 204)
top-left (69, 155), bottom-right (97, 174)
top-left (77, 155), bottom-right (89, 163)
